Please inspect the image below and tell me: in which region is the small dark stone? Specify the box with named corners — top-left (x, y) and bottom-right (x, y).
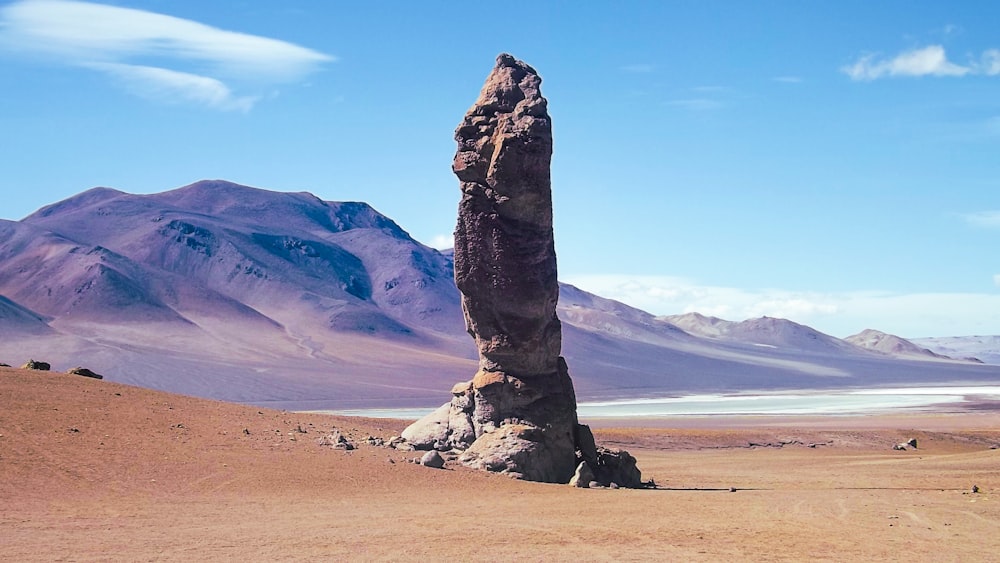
top-left (21, 360), bottom-right (50, 371)
top-left (67, 367), bottom-right (103, 380)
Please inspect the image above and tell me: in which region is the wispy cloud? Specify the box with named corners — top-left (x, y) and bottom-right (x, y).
top-left (665, 98), bottom-right (724, 111)
top-left (773, 76), bottom-right (802, 83)
top-left (983, 49), bottom-right (1000, 75)
top-left (842, 44), bottom-right (1000, 81)
top-left (962, 210), bottom-right (1000, 228)
top-left (563, 274), bottom-right (1000, 337)
top-left (88, 62), bottom-right (258, 111)
top-left (994, 274), bottom-right (1000, 287)
top-left (0, 0), bottom-right (333, 110)
top-left (842, 45), bottom-right (972, 80)
top-left (621, 63), bottom-right (654, 74)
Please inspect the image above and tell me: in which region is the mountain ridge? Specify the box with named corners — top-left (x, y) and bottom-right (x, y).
top-left (2, 180), bottom-right (998, 409)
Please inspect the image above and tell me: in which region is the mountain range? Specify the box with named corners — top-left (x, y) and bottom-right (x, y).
top-left (1, 180), bottom-right (998, 409)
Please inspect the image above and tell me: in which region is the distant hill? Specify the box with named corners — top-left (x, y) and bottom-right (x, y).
top-left (913, 335), bottom-right (1000, 365)
top-left (662, 313), bottom-right (859, 354)
top-left (2, 180), bottom-right (998, 409)
top-left (845, 329), bottom-right (957, 361)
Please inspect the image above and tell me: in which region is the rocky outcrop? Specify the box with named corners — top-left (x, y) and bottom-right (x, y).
top-left (67, 367), bottom-right (103, 380)
top-left (399, 54), bottom-right (640, 487)
top-left (317, 430), bottom-right (355, 450)
top-left (569, 461), bottom-right (595, 488)
top-left (420, 450), bottom-right (445, 469)
top-left (21, 359), bottom-right (50, 371)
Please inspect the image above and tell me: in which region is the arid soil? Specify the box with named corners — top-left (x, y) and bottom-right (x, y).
top-left (2, 366), bottom-right (998, 561)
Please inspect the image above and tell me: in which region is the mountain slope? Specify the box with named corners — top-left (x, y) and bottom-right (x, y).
top-left (913, 336), bottom-right (1000, 365)
top-left (845, 329), bottom-right (953, 361)
top-left (662, 313), bottom-right (860, 355)
top-left (0, 294), bottom-right (52, 336)
top-left (2, 181), bottom-right (999, 408)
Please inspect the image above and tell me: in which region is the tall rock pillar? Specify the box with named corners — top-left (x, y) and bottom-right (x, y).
top-left (400, 54), bottom-right (640, 487)
top-left (452, 53), bottom-right (561, 378)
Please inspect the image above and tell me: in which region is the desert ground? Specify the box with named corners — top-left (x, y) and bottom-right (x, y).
top-left (2, 366), bottom-right (998, 562)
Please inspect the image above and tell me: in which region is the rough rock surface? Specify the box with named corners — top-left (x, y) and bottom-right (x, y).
top-left (420, 450), bottom-right (445, 469)
top-left (452, 52), bottom-right (560, 377)
top-left (400, 54), bottom-right (641, 486)
top-left (67, 367), bottom-right (103, 380)
top-left (569, 461), bottom-right (595, 488)
top-left (317, 430), bottom-right (355, 450)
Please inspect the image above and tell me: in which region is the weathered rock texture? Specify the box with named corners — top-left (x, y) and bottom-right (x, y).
top-left (452, 52), bottom-right (560, 377)
top-left (67, 367), bottom-right (103, 380)
top-left (401, 54), bottom-right (641, 486)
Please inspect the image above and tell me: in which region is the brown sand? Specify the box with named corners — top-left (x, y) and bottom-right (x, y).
top-left (2, 366), bottom-right (998, 561)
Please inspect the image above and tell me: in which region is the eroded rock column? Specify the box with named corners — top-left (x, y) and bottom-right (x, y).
top-left (400, 54), bottom-right (640, 486)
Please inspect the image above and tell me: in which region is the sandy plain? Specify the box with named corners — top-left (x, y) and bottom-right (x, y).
top-left (2, 366), bottom-right (999, 562)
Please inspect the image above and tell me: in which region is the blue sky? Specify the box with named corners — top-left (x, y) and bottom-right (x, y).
top-left (1, 0), bottom-right (999, 338)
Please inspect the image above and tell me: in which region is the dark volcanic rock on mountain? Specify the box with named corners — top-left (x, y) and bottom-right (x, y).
top-left (402, 54), bottom-right (639, 486)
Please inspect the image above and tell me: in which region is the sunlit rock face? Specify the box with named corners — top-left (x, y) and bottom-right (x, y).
top-left (402, 54), bottom-right (640, 487)
top-left (452, 52), bottom-right (561, 378)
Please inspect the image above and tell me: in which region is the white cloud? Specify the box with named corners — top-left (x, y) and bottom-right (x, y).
top-left (0, 0), bottom-right (333, 110)
top-left (773, 76), bottom-right (802, 83)
top-left (994, 274), bottom-right (1000, 287)
top-left (88, 62), bottom-right (257, 112)
top-left (962, 210), bottom-right (1000, 228)
top-left (983, 49), bottom-right (1000, 75)
top-left (428, 234), bottom-right (453, 250)
top-left (843, 45), bottom-right (971, 80)
top-left (563, 274), bottom-right (1000, 338)
top-left (565, 274), bottom-right (838, 326)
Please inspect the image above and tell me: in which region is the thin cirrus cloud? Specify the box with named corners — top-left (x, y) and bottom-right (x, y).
top-left (842, 44), bottom-right (999, 81)
top-left (87, 62), bottom-right (259, 112)
top-left (962, 210), bottom-right (1000, 228)
top-left (0, 0), bottom-right (333, 111)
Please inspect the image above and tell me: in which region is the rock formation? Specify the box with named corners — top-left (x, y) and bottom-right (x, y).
top-left (400, 54), bottom-right (641, 487)
top-left (67, 367), bottom-right (103, 380)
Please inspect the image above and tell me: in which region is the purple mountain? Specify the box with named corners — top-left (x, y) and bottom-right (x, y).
top-left (1, 180), bottom-right (997, 409)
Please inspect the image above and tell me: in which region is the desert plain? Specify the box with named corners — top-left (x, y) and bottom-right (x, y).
top-left (2, 366), bottom-right (999, 562)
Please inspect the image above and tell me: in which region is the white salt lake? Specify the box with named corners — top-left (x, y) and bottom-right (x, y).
top-left (322, 386), bottom-right (1000, 419)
